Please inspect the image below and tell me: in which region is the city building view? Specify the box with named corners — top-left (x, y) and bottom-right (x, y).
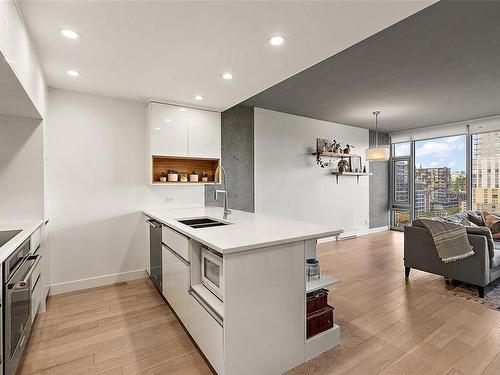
top-left (472, 132), bottom-right (500, 212)
top-left (393, 132), bottom-right (500, 227)
top-left (414, 166), bottom-right (466, 217)
top-left (393, 136), bottom-right (467, 226)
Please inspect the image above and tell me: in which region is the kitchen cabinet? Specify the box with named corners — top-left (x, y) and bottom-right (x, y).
top-left (162, 245), bottom-right (190, 325)
top-left (184, 288), bottom-right (224, 375)
top-left (146, 102), bottom-right (221, 184)
top-left (188, 109), bottom-right (221, 159)
top-left (38, 223), bottom-right (50, 312)
top-left (148, 102), bottom-right (220, 159)
top-left (0, 1), bottom-right (46, 118)
top-left (149, 102), bottom-right (189, 157)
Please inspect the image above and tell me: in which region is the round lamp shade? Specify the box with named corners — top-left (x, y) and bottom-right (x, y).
top-left (366, 147), bottom-right (390, 161)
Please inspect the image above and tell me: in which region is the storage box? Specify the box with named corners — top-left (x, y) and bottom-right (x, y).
top-left (307, 305), bottom-right (334, 339)
top-left (306, 288), bottom-right (328, 314)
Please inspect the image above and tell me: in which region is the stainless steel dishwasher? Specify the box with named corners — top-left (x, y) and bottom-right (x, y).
top-left (146, 219), bottom-right (163, 292)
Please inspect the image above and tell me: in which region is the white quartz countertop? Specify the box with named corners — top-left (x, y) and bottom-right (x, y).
top-left (0, 219), bottom-right (44, 263)
top-left (144, 207), bottom-right (342, 254)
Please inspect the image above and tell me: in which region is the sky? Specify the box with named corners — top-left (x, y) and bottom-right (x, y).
top-left (415, 135), bottom-right (466, 172)
top-left (395, 135), bottom-right (466, 172)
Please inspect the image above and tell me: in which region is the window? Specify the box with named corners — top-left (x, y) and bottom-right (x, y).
top-left (414, 135), bottom-right (467, 218)
top-left (393, 160), bottom-right (409, 203)
top-left (393, 209), bottom-right (411, 229)
top-left (472, 132), bottom-right (500, 212)
top-left (393, 142), bottom-right (410, 157)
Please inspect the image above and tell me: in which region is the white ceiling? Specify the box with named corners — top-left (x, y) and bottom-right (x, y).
top-left (17, 1), bottom-right (434, 112)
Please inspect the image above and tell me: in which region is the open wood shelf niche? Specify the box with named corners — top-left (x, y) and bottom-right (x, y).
top-left (151, 155), bottom-right (220, 185)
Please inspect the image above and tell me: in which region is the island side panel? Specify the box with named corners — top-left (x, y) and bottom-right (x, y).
top-left (223, 241), bottom-right (306, 375)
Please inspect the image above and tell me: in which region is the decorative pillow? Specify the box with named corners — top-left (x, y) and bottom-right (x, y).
top-left (468, 211), bottom-right (485, 226)
top-left (482, 211), bottom-right (500, 240)
top-left (466, 226), bottom-right (495, 258)
top-left (442, 216), bottom-right (461, 224)
top-left (460, 217), bottom-right (478, 227)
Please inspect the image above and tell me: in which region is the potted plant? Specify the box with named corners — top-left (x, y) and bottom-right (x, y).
top-left (167, 170), bottom-right (179, 182)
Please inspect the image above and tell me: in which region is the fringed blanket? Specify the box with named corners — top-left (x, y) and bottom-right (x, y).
top-left (413, 218), bottom-right (474, 263)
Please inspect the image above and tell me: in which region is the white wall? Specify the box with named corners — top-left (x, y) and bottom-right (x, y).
top-left (0, 115), bottom-right (44, 222)
top-left (47, 89), bottom-right (204, 290)
top-left (254, 108), bottom-right (369, 237)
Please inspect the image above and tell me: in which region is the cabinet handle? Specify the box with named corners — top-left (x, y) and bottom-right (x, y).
top-left (162, 244), bottom-right (190, 266)
top-left (189, 289), bottom-right (223, 327)
top-left (146, 219), bottom-right (162, 229)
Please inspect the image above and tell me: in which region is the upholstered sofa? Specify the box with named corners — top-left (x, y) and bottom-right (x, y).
top-left (404, 210), bottom-right (500, 297)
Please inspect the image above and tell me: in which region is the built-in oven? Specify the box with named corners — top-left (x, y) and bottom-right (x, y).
top-left (3, 238), bottom-right (41, 375)
top-left (201, 247), bottom-right (224, 301)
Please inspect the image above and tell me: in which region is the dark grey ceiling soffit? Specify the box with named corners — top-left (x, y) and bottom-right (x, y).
top-left (244, 1), bottom-right (500, 133)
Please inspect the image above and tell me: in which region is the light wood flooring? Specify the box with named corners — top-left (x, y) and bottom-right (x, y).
top-left (19, 231), bottom-right (500, 375)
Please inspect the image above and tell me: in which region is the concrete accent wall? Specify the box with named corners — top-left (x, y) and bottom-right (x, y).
top-left (205, 105), bottom-right (254, 212)
top-left (368, 130), bottom-right (390, 228)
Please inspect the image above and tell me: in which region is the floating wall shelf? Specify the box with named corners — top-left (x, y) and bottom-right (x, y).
top-left (312, 152), bottom-right (361, 158)
top-left (331, 172), bottom-right (370, 184)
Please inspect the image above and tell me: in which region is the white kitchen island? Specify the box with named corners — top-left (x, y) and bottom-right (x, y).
top-left (143, 207), bottom-right (342, 375)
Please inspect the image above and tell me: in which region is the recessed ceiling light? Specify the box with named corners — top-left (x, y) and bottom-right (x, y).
top-left (269, 35), bottom-right (286, 46)
top-left (154, 127), bottom-right (160, 130)
top-left (66, 70), bottom-right (80, 77)
top-left (61, 29), bottom-right (80, 39)
top-left (165, 118), bottom-right (171, 122)
top-left (194, 95), bottom-right (203, 101)
top-left (222, 72), bottom-right (233, 80)
top-left (179, 108), bottom-right (187, 112)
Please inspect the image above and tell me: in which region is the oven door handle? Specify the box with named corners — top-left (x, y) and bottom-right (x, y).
top-left (9, 254), bottom-right (42, 291)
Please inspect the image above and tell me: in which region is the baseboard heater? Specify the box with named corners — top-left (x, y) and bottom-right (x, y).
top-left (336, 234), bottom-right (358, 241)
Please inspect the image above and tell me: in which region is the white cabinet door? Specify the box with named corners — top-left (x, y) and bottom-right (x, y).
top-left (184, 293), bottom-right (224, 374)
top-left (188, 109), bottom-right (221, 159)
top-left (162, 245), bottom-right (190, 325)
top-left (150, 102), bottom-right (188, 157)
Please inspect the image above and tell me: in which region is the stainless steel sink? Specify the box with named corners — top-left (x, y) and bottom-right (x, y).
top-left (177, 217), bottom-right (230, 229)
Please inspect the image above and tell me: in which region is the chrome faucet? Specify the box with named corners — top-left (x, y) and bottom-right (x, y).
top-left (213, 165), bottom-right (231, 219)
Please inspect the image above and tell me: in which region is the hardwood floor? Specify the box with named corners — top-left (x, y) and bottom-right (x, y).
top-left (19, 231), bottom-right (500, 375)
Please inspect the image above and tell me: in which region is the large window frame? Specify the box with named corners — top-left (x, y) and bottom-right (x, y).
top-left (389, 143), bottom-right (413, 231)
top-left (390, 134), bottom-right (472, 229)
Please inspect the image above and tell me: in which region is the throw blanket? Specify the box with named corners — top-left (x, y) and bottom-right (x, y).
top-left (413, 219), bottom-right (474, 263)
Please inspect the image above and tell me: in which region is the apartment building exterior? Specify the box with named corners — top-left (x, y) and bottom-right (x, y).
top-left (472, 132), bottom-right (500, 211)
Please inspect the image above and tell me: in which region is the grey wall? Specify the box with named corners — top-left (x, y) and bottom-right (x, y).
top-left (205, 105), bottom-right (255, 212)
top-left (369, 130), bottom-right (390, 228)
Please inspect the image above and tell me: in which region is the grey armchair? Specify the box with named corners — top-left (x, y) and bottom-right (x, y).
top-left (404, 224), bottom-right (500, 297)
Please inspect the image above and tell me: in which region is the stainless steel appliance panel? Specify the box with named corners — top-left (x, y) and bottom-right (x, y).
top-left (147, 219), bottom-right (163, 292)
top-left (4, 249), bottom-right (40, 375)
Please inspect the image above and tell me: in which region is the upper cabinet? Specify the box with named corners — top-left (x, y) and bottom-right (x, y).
top-left (149, 102), bottom-right (189, 157)
top-left (188, 109), bottom-right (221, 159)
top-left (0, 1), bottom-right (46, 118)
top-left (146, 102), bottom-right (221, 185)
top-left (148, 102), bottom-right (221, 159)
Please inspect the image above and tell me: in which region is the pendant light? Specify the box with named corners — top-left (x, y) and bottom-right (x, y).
top-left (366, 110), bottom-right (389, 161)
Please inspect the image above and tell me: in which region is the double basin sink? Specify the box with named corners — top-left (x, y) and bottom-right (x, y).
top-left (177, 217), bottom-right (230, 229)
